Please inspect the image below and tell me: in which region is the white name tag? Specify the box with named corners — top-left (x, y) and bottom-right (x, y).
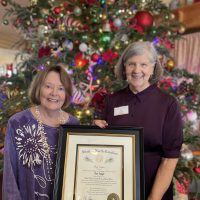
top-left (114, 106), bottom-right (129, 116)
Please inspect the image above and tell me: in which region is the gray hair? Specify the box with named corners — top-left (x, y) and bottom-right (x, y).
top-left (115, 41), bottom-right (163, 84)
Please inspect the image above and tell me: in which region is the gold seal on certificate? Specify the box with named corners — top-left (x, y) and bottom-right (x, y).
top-left (107, 193), bottom-right (120, 200)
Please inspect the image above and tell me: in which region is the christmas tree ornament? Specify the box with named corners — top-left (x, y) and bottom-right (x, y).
top-left (6, 64), bottom-right (13, 71)
top-left (121, 34), bottom-right (128, 43)
top-left (114, 41), bottom-right (121, 50)
top-left (193, 167), bottom-right (200, 174)
top-left (113, 18), bottom-right (122, 28)
top-left (38, 25), bottom-right (49, 37)
top-left (186, 110), bottom-right (198, 122)
top-left (1, 0), bottom-right (7, 6)
top-left (53, 6), bottom-right (62, 15)
top-left (181, 148), bottom-right (194, 161)
top-left (103, 21), bottom-right (111, 32)
top-left (175, 176), bottom-right (189, 195)
top-left (99, 33), bottom-right (111, 46)
top-left (38, 47), bottom-right (51, 58)
top-left (49, 39), bottom-right (59, 49)
top-left (26, 20), bottom-right (31, 26)
top-left (113, 51), bottom-right (119, 58)
top-left (64, 15), bottom-right (82, 28)
top-left (3, 19), bottom-right (9, 25)
top-left (47, 15), bottom-right (56, 25)
top-left (79, 43), bottom-right (88, 52)
top-left (131, 10), bottom-right (154, 28)
top-left (91, 53), bottom-right (100, 62)
top-left (166, 59), bottom-right (175, 71)
top-left (62, 40), bottom-right (73, 51)
top-left (58, 23), bottom-right (65, 32)
top-left (73, 6), bottom-right (82, 16)
top-left (178, 25), bottom-right (186, 34)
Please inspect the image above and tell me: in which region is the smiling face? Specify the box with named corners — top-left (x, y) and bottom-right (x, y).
top-left (40, 71), bottom-right (66, 111)
top-left (125, 52), bottom-right (155, 93)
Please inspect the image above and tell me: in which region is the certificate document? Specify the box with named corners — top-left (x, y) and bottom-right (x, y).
top-left (74, 145), bottom-right (123, 200)
top-left (55, 126), bottom-right (144, 200)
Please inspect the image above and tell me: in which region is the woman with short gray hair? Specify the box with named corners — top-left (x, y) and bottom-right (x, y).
top-left (94, 41), bottom-right (183, 200)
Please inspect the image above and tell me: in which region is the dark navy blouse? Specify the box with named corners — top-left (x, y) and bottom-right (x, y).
top-left (101, 84), bottom-right (183, 200)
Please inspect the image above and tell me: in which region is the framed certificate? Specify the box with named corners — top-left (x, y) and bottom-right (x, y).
top-left (53, 125), bottom-right (144, 200)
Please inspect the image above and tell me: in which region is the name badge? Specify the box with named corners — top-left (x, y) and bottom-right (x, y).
top-left (114, 106), bottom-right (129, 116)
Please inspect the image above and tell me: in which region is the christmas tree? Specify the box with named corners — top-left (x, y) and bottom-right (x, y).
top-left (1, 0), bottom-right (200, 196)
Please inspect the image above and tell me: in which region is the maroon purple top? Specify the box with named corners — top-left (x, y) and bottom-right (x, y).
top-left (101, 84), bottom-right (183, 200)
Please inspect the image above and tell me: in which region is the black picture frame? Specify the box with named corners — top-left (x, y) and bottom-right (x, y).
top-left (53, 125), bottom-right (144, 200)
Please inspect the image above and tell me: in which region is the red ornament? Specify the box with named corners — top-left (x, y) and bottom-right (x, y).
top-left (47, 15), bottom-right (56, 24)
top-left (38, 47), bottom-right (51, 58)
top-left (91, 53), bottom-right (99, 62)
top-left (53, 6), bottom-right (62, 15)
top-left (194, 167), bottom-right (200, 174)
top-left (176, 177), bottom-right (189, 194)
top-left (6, 64), bottom-right (13, 71)
top-left (130, 11), bottom-right (154, 28)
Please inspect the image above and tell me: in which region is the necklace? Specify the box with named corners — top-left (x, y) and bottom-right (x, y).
top-left (35, 106), bottom-right (67, 158)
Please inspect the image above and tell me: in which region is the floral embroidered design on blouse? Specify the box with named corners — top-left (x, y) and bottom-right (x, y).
top-left (15, 123), bottom-right (48, 167)
top-left (15, 122), bottom-right (57, 199)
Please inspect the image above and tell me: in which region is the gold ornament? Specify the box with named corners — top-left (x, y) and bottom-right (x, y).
top-left (166, 59), bottom-right (175, 71)
top-left (178, 25), bottom-right (186, 34)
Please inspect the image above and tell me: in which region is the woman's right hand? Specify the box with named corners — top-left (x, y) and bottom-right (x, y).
top-left (94, 120), bottom-right (108, 128)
